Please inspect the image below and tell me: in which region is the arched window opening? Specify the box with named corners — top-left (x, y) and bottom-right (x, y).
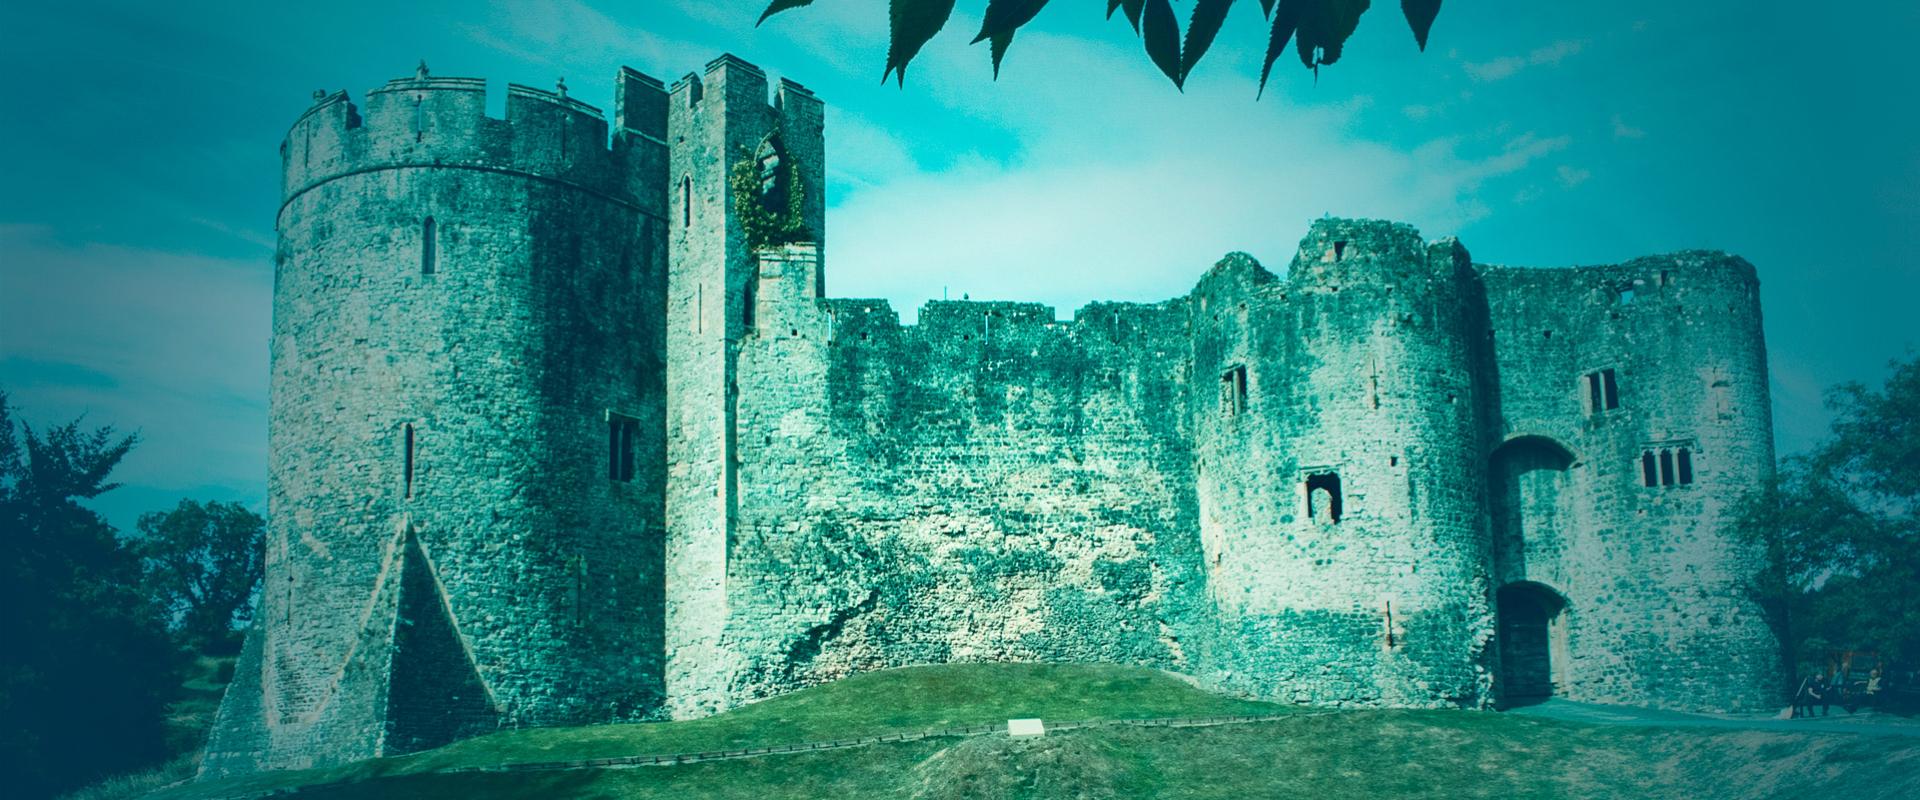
top-left (421, 217), bottom-right (437, 275)
top-left (1677, 448), bottom-right (1694, 485)
top-left (1641, 451), bottom-right (1658, 487)
top-left (1305, 472), bottom-right (1342, 523)
top-left (1659, 449), bottom-right (1675, 486)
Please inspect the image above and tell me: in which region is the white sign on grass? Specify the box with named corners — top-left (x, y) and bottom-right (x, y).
top-left (1007, 718), bottom-right (1045, 737)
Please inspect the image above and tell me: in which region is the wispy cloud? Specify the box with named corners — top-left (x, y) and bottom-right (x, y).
top-left (823, 28), bottom-right (1576, 320)
top-left (1464, 39), bottom-right (1586, 82)
top-left (1611, 114), bottom-right (1647, 140)
top-left (0, 225), bottom-right (270, 500)
top-left (459, 0), bottom-right (714, 81)
top-left (1557, 165), bottom-right (1592, 188)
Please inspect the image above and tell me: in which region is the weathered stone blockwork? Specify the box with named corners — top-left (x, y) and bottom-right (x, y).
top-left (206, 55), bottom-right (1782, 778)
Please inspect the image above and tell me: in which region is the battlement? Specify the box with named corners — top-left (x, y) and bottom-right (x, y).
top-left (1476, 250), bottom-right (1760, 312)
top-left (279, 65), bottom-right (671, 213)
top-left (668, 54), bottom-right (822, 121)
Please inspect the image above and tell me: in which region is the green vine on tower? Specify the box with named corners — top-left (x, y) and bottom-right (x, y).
top-left (731, 138), bottom-right (812, 253)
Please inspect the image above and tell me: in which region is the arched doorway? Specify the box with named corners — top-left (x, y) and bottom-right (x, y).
top-left (1497, 582), bottom-right (1568, 706)
top-left (1488, 435), bottom-right (1574, 585)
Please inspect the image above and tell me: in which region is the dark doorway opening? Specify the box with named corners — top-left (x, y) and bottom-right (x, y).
top-left (1497, 582), bottom-right (1568, 707)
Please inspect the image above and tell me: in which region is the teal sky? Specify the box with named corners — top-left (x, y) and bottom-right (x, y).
top-left (1, 1), bottom-right (1915, 532)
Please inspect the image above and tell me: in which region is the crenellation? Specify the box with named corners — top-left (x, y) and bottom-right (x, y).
top-left (209, 53), bottom-right (1786, 782)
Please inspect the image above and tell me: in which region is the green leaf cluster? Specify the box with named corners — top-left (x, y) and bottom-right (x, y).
top-left (757, 1), bottom-right (1444, 94)
top-left (138, 499), bottom-right (265, 652)
top-left (1733, 355), bottom-right (1920, 672)
top-left (730, 141), bottom-right (813, 253)
top-left (0, 391), bottom-right (180, 798)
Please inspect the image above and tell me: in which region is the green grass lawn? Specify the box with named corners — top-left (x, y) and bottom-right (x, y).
top-left (160, 663), bottom-right (1920, 800)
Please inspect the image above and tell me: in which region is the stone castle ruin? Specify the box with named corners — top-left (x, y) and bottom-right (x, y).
top-left (203, 56), bottom-right (1783, 776)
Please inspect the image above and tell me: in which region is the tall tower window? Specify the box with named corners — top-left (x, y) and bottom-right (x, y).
top-left (680, 176), bottom-right (692, 227)
top-left (1641, 451), bottom-right (1658, 487)
top-left (608, 413), bottom-right (638, 483)
top-left (421, 217), bottom-right (437, 275)
top-left (1676, 448), bottom-right (1694, 484)
top-left (1220, 365), bottom-right (1248, 417)
top-left (403, 423), bottom-right (417, 499)
top-left (1583, 368), bottom-right (1619, 412)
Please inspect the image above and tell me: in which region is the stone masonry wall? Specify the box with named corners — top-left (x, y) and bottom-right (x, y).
top-left (1478, 253), bottom-right (1781, 711)
top-left (1189, 222), bottom-right (1496, 708)
top-left (203, 68), bottom-right (672, 778)
top-left (721, 244), bottom-right (1212, 705)
top-left (211, 51), bottom-right (1787, 778)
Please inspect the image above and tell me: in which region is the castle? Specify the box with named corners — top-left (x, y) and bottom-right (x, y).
top-left (203, 56), bottom-right (1784, 776)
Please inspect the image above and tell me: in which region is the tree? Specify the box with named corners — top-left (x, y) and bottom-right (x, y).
top-left (0, 391), bottom-right (181, 799)
top-left (1736, 356), bottom-right (1920, 676)
top-left (138, 499), bottom-right (265, 652)
top-left (757, 0), bottom-right (1443, 94)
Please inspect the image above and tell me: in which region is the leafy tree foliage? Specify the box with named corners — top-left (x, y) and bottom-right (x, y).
top-left (1736, 356), bottom-right (1920, 674)
top-left (138, 499), bottom-right (264, 653)
top-left (758, 0), bottom-right (1442, 93)
top-left (0, 392), bottom-right (180, 799)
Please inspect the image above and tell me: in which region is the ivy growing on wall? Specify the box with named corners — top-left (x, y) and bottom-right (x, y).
top-left (730, 135), bottom-right (812, 253)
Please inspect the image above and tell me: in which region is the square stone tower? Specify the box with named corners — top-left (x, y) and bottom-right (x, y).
top-left (663, 54), bottom-right (826, 718)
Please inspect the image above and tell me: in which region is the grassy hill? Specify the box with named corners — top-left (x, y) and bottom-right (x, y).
top-left (159, 663), bottom-right (1920, 800)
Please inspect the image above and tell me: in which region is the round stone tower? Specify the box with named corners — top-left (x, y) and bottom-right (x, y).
top-left (1192, 219), bottom-right (1495, 707)
top-left (203, 66), bottom-right (672, 775)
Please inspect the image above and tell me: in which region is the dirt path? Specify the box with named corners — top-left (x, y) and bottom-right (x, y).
top-left (1511, 697), bottom-right (1920, 737)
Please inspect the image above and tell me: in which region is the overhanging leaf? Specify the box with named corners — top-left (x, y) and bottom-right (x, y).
top-left (1111, 0), bottom-right (1146, 33)
top-left (1259, 0), bottom-right (1277, 18)
top-left (1258, 0), bottom-right (1302, 97)
top-left (974, 0), bottom-right (1050, 44)
top-left (884, 0), bottom-right (957, 86)
top-left (1141, 0), bottom-right (1182, 88)
top-left (1180, 0), bottom-right (1236, 83)
top-left (757, 0), bottom-right (815, 26)
top-left (990, 31), bottom-right (1014, 77)
top-left (1296, 0), bottom-right (1370, 72)
top-left (1401, 0), bottom-right (1441, 50)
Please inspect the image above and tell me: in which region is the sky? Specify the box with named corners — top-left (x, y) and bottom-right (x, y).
top-left (1, 1), bottom-right (1915, 532)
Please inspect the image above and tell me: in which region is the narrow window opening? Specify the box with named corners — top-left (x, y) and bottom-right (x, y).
top-left (421, 217), bottom-right (437, 275)
top-left (608, 414), bottom-right (638, 482)
top-left (1543, 330), bottom-right (1553, 340)
top-left (1659, 269), bottom-right (1670, 287)
top-left (1676, 448), bottom-right (1694, 485)
top-left (1333, 240), bottom-right (1348, 261)
top-left (1601, 368), bottom-right (1619, 409)
top-left (1220, 365), bottom-right (1248, 417)
top-left (1585, 372), bottom-right (1603, 412)
top-left (1659, 449), bottom-right (1675, 486)
top-left (1383, 601), bottom-right (1397, 648)
top-left (742, 280), bottom-right (756, 329)
top-left (1641, 451), bottom-right (1658, 487)
top-left (403, 423), bottom-right (416, 499)
top-left (1305, 472), bottom-right (1343, 523)
top-left (683, 176), bottom-right (695, 227)
top-left (412, 95), bottom-right (424, 142)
